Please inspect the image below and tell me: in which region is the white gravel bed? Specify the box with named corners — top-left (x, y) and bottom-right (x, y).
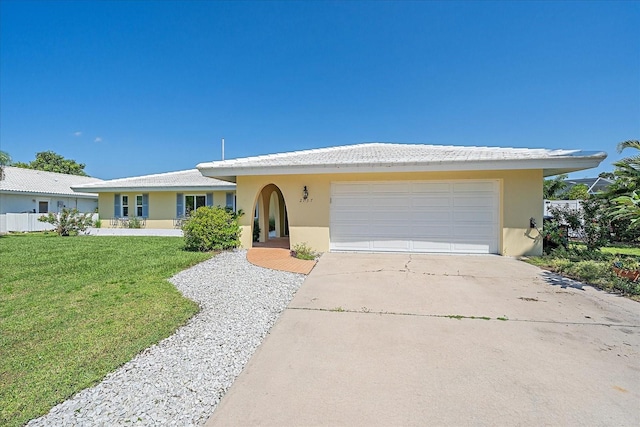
top-left (27, 250), bottom-right (305, 426)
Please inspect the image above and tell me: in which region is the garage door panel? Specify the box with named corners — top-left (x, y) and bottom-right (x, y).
top-left (412, 182), bottom-right (451, 193)
top-left (412, 240), bottom-right (453, 252)
top-left (412, 211), bottom-right (452, 222)
top-left (330, 180), bottom-right (499, 254)
top-left (371, 239), bottom-right (411, 251)
top-left (454, 225), bottom-right (496, 237)
top-left (411, 196), bottom-right (452, 208)
top-left (453, 211), bottom-right (495, 222)
top-left (453, 182), bottom-right (496, 192)
top-left (453, 197), bottom-right (496, 208)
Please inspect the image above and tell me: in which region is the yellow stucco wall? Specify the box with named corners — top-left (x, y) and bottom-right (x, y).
top-left (236, 170), bottom-right (543, 256)
top-left (98, 191), bottom-right (233, 229)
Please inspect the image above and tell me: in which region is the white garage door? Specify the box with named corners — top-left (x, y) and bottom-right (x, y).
top-left (330, 180), bottom-right (499, 254)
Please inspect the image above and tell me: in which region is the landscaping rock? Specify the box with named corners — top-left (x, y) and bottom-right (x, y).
top-left (27, 250), bottom-right (305, 426)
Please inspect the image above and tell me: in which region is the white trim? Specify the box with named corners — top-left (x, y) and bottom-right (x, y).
top-left (36, 198), bottom-right (50, 214)
top-left (198, 157), bottom-right (606, 180)
top-left (135, 194), bottom-right (144, 217)
top-left (121, 194), bottom-right (129, 217)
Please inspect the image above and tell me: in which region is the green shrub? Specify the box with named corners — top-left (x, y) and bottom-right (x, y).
top-left (269, 216), bottom-right (276, 231)
top-left (127, 216), bottom-right (142, 229)
top-left (38, 208), bottom-right (93, 236)
top-left (94, 218), bottom-right (102, 228)
top-left (182, 206), bottom-right (242, 252)
top-left (291, 242), bottom-right (317, 260)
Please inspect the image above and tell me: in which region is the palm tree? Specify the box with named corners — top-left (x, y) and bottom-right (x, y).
top-left (543, 174), bottom-right (568, 199)
top-left (608, 140), bottom-right (640, 229)
top-left (0, 150), bottom-right (11, 181)
top-left (613, 140), bottom-right (640, 191)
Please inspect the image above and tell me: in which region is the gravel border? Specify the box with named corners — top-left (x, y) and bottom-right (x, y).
top-left (27, 250), bottom-right (306, 426)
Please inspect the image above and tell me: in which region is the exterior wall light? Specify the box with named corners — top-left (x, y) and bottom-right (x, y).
top-left (303, 186), bottom-right (309, 200)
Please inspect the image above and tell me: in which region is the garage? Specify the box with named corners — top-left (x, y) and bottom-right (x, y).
top-left (330, 180), bottom-right (499, 254)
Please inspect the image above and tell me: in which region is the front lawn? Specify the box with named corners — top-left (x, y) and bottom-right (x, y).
top-left (0, 233), bottom-right (214, 427)
top-left (526, 245), bottom-right (640, 300)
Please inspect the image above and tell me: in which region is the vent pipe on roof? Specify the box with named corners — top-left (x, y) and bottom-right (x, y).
top-left (221, 138), bottom-right (225, 160)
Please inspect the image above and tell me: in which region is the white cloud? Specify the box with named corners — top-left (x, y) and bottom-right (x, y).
top-left (74, 131), bottom-right (82, 137)
top-left (94, 137), bottom-right (103, 143)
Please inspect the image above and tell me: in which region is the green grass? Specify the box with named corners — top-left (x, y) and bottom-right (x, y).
top-left (526, 244), bottom-right (640, 299)
top-left (601, 246), bottom-right (640, 256)
top-left (0, 233), bottom-right (214, 427)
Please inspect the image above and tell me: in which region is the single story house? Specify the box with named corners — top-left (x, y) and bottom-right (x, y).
top-left (0, 166), bottom-right (101, 214)
top-left (0, 166), bottom-right (101, 233)
top-left (197, 142), bottom-right (606, 256)
top-left (564, 176), bottom-right (613, 195)
top-left (72, 169), bottom-right (236, 228)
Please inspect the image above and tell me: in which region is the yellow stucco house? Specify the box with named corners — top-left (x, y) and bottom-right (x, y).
top-left (196, 143), bottom-right (606, 257)
top-left (72, 169), bottom-right (236, 229)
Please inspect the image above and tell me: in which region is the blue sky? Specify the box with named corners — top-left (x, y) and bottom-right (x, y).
top-left (1, 1), bottom-right (638, 179)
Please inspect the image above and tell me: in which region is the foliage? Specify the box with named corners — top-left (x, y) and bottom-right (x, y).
top-left (269, 216), bottom-right (276, 231)
top-left (182, 206), bottom-right (242, 251)
top-left (253, 218), bottom-right (261, 242)
top-left (610, 191), bottom-right (640, 231)
top-left (0, 234), bottom-right (212, 427)
top-left (526, 245), bottom-right (640, 298)
top-left (544, 200), bottom-right (610, 251)
top-left (13, 150), bottom-right (89, 176)
top-left (0, 150), bottom-right (11, 180)
top-left (38, 208), bottom-right (94, 236)
top-left (93, 218), bottom-right (102, 228)
top-left (581, 198), bottom-right (611, 250)
top-left (564, 183), bottom-right (590, 200)
top-left (127, 216), bottom-right (142, 229)
top-left (291, 242), bottom-right (318, 260)
top-left (543, 173), bottom-right (568, 199)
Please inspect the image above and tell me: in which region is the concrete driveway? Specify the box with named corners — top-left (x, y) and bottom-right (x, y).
top-left (206, 253), bottom-right (640, 426)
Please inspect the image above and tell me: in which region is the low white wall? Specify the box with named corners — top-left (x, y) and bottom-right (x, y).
top-left (0, 213), bottom-right (98, 232)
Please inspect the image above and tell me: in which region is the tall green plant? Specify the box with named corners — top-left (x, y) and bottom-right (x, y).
top-left (182, 206), bottom-right (242, 251)
top-left (543, 174), bottom-right (568, 199)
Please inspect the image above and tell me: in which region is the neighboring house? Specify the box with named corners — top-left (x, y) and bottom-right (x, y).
top-left (564, 176), bottom-right (613, 195)
top-left (197, 142), bottom-right (606, 256)
top-left (0, 166), bottom-right (101, 232)
top-left (72, 169), bottom-right (236, 229)
top-left (0, 166), bottom-right (100, 214)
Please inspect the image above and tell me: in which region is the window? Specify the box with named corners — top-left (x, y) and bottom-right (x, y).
top-left (37, 200), bottom-right (49, 214)
top-left (185, 195), bottom-right (206, 216)
top-left (226, 192), bottom-right (236, 211)
top-left (136, 195), bottom-right (143, 217)
top-left (122, 195), bottom-right (129, 217)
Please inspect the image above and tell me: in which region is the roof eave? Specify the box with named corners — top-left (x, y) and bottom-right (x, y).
top-left (198, 156), bottom-right (607, 179)
top-left (1, 189), bottom-right (99, 198)
top-left (72, 185), bottom-right (236, 193)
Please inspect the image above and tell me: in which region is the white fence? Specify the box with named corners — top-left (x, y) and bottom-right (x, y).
top-left (544, 199), bottom-right (583, 217)
top-left (0, 213), bottom-right (98, 233)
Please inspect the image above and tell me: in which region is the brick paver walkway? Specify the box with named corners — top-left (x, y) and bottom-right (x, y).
top-left (246, 248), bottom-right (316, 275)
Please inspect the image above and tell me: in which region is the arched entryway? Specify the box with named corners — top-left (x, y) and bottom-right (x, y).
top-left (252, 183), bottom-right (289, 249)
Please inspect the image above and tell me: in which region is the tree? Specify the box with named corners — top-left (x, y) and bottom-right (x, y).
top-left (0, 150), bottom-right (11, 180)
top-left (564, 184), bottom-right (590, 200)
top-left (38, 208), bottom-right (94, 236)
top-left (543, 174), bottom-right (568, 199)
top-left (599, 171), bottom-right (615, 180)
top-left (14, 151), bottom-right (89, 176)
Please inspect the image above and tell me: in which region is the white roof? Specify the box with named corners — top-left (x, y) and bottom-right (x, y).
top-left (0, 166), bottom-right (101, 198)
top-left (197, 142), bottom-right (607, 181)
top-left (72, 169), bottom-right (236, 193)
